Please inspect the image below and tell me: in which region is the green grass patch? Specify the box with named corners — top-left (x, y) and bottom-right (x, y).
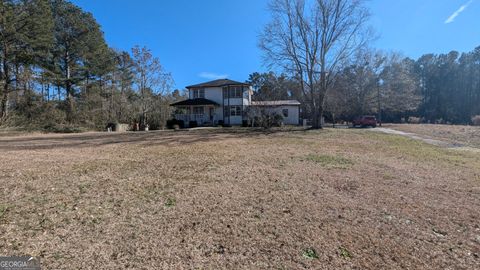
top-left (305, 154), bottom-right (354, 169)
top-left (372, 132), bottom-right (480, 170)
top-left (0, 205), bottom-right (9, 220)
top-left (165, 197), bottom-right (176, 207)
top-left (339, 246), bottom-right (352, 259)
top-left (302, 248), bottom-right (319, 259)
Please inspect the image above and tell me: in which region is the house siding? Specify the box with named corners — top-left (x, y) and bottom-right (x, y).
top-left (203, 87), bottom-right (223, 122)
top-left (187, 86), bottom-right (253, 125)
top-left (182, 84), bottom-right (300, 126)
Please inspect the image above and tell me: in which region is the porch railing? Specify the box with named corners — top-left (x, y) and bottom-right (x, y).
top-left (174, 114), bottom-right (211, 126)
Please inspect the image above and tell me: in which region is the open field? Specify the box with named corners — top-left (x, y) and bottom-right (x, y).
top-left (0, 128), bottom-right (479, 269)
top-left (386, 124), bottom-right (480, 148)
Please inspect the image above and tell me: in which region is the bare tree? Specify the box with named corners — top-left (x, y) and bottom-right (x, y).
top-left (260, 0), bottom-right (371, 128)
top-left (330, 49), bottom-right (386, 119)
top-left (131, 46), bottom-right (173, 129)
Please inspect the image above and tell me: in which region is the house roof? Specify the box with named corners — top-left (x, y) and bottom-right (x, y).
top-left (186, 79), bottom-right (250, 89)
top-left (251, 100), bottom-right (301, 106)
top-left (170, 98), bottom-right (219, 107)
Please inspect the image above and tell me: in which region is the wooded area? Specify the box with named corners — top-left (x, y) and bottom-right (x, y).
top-left (0, 0), bottom-right (182, 132)
top-left (1, 0), bottom-right (479, 132)
top-left (257, 0), bottom-right (480, 126)
top-left (249, 46), bottom-right (480, 125)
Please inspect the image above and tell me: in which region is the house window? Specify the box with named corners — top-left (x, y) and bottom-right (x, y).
top-left (192, 88), bottom-right (205, 99)
top-left (230, 105), bottom-right (242, 116)
top-left (282, 109), bottom-right (289, 117)
top-left (223, 86), bottom-right (243, 98)
top-left (223, 106), bottom-right (242, 116)
top-left (193, 106), bottom-right (204, 115)
top-left (229, 86), bottom-right (243, 98)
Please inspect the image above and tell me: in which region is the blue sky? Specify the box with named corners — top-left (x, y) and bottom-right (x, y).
top-left (71, 0), bottom-right (480, 89)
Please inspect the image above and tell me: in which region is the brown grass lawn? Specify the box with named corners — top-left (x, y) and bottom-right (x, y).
top-left (387, 124), bottom-right (480, 148)
top-left (0, 128), bottom-right (479, 269)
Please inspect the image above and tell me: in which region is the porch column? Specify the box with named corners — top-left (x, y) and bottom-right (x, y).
top-left (189, 105), bottom-right (193, 122)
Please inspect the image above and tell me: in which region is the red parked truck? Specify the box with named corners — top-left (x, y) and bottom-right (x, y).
top-left (352, 115), bottom-right (377, 128)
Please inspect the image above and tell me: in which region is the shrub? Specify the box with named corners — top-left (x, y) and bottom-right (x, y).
top-left (166, 119), bottom-right (184, 129)
top-left (43, 124), bottom-right (86, 133)
top-left (272, 114), bottom-right (284, 126)
top-left (435, 118), bottom-right (444, 124)
top-left (408, 117), bottom-right (422, 124)
top-left (472, 115), bottom-right (480, 126)
top-left (188, 121), bottom-right (198, 128)
top-left (252, 113), bottom-right (284, 128)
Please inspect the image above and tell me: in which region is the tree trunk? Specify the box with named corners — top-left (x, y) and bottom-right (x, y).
top-left (1, 47), bottom-right (10, 120)
top-left (65, 51), bottom-right (74, 122)
top-left (65, 81), bottom-right (74, 122)
top-left (311, 103), bottom-right (321, 129)
top-left (0, 87), bottom-right (8, 119)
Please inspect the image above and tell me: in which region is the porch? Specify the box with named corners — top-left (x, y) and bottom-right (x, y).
top-left (170, 98), bottom-right (220, 127)
top-left (174, 112), bottom-right (215, 127)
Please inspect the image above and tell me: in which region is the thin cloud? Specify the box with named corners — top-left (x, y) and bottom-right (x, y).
top-left (198, 72), bottom-right (229, 80)
top-left (445, 0), bottom-right (473, 24)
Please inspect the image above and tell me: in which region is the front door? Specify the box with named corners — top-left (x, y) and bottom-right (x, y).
top-left (209, 107), bottom-right (215, 122)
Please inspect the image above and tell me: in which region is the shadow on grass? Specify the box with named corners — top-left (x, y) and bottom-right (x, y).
top-left (0, 127), bottom-right (313, 151)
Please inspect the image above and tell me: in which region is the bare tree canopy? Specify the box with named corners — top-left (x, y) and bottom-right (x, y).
top-left (260, 0), bottom-right (371, 128)
top-left (131, 46), bottom-right (174, 128)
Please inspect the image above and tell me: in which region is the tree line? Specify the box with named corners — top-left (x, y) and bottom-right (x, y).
top-left (257, 0), bottom-right (480, 127)
top-left (0, 0), bottom-right (181, 132)
top-left (251, 47), bottom-right (480, 125)
top-left (1, 0), bottom-right (478, 132)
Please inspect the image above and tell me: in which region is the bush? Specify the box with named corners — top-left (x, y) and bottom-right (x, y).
top-left (43, 124), bottom-right (87, 133)
top-left (0, 102), bottom-right (85, 133)
top-left (252, 113), bottom-right (284, 128)
top-left (408, 117), bottom-right (422, 124)
top-left (166, 119), bottom-right (184, 129)
top-left (188, 121), bottom-right (198, 128)
top-left (242, 120), bottom-right (249, 127)
top-left (272, 114), bottom-right (284, 126)
top-left (472, 115), bottom-right (480, 126)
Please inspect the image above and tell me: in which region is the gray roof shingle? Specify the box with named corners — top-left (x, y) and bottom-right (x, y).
top-left (170, 98), bottom-right (219, 106)
top-left (186, 79), bottom-right (250, 89)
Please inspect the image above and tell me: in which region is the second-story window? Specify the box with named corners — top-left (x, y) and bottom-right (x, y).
top-left (192, 88), bottom-right (205, 99)
top-left (223, 86), bottom-right (243, 98)
top-left (230, 86), bottom-right (243, 98)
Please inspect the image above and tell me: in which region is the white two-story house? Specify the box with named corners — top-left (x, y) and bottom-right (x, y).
top-left (171, 79), bottom-right (300, 127)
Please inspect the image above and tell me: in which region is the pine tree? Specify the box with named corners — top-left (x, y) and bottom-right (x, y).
top-left (49, 0), bottom-right (109, 122)
top-left (0, 0), bottom-right (53, 119)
